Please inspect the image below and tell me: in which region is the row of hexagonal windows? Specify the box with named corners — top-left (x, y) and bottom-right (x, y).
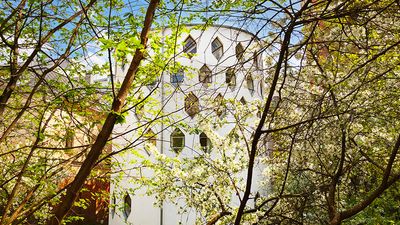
top-left (170, 65), bottom-right (256, 88)
top-left (110, 130), bottom-right (211, 219)
top-left (183, 35), bottom-right (261, 68)
top-left (135, 93), bottom-right (255, 120)
top-left (144, 128), bottom-right (211, 154)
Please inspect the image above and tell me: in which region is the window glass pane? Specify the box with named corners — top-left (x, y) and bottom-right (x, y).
top-left (183, 36), bottom-right (197, 56)
top-left (211, 38), bottom-right (223, 60)
top-left (271, 95), bottom-right (279, 109)
top-left (215, 93), bottom-right (225, 117)
top-left (235, 43), bottom-right (244, 60)
top-left (173, 136), bottom-right (184, 147)
top-left (124, 194), bottom-right (131, 218)
top-left (240, 97), bottom-right (246, 105)
top-left (226, 68), bottom-right (236, 87)
top-left (200, 132), bottom-right (211, 152)
top-left (199, 65), bottom-right (212, 83)
top-left (200, 133), bottom-right (208, 147)
top-left (171, 69), bottom-right (184, 83)
top-left (185, 92), bottom-right (199, 117)
top-left (171, 128), bottom-right (185, 153)
top-left (246, 75), bottom-right (254, 92)
top-left (211, 40), bottom-right (220, 49)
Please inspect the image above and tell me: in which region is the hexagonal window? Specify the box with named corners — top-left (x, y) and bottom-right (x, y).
top-left (171, 69), bottom-right (184, 84)
top-left (226, 68), bottom-right (236, 87)
top-left (183, 36), bottom-right (197, 58)
top-left (199, 65), bottom-right (212, 83)
top-left (235, 43), bottom-right (244, 61)
top-left (171, 128), bottom-right (185, 153)
top-left (211, 37), bottom-right (223, 60)
top-left (215, 93), bottom-right (225, 117)
top-left (240, 96), bottom-right (246, 105)
top-left (199, 132), bottom-right (212, 152)
top-left (123, 193), bottom-right (131, 219)
top-left (246, 75), bottom-right (254, 92)
top-left (185, 92), bottom-right (200, 117)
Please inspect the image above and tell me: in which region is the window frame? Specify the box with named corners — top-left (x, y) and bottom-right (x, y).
top-left (215, 93), bottom-right (225, 117)
top-left (199, 132), bottom-right (212, 152)
top-left (199, 65), bottom-right (212, 83)
top-left (123, 193), bottom-right (131, 219)
top-left (235, 43), bottom-right (245, 61)
top-left (170, 128), bottom-right (185, 153)
top-left (183, 35), bottom-right (197, 57)
top-left (185, 92), bottom-right (200, 117)
top-left (246, 75), bottom-right (254, 92)
top-left (240, 96), bottom-right (247, 105)
top-left (225, 68), bottom-right (236, 87)
top-left (211, 37), bottom-right (223, 60)
top-left (171, 69), bottom-right (184, 84)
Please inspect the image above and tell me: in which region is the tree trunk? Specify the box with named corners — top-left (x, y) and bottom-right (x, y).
top-left (46, 0), bottom-right (160, 224)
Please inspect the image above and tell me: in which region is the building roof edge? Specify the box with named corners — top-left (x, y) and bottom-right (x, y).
top-left (161, 23), bottom-right (261, 41)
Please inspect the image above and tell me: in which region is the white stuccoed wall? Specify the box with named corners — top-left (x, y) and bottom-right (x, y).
top-left (110, 25), bottom-right (267, 225)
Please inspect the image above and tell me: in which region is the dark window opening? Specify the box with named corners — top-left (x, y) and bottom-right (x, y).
top-left (215, 93), bottom-right (225, 117)
top-left (185, 92), bottom-right (200, 117)
top-left (211, 37), bottom-right (223, 60)
top-left (199, 132), bottom-right (212, 152)
top-left (246, 75), bottom-right (254, 92)
top-left (123, 193), bottom-right (131, 219)
top-left (240, 96), bottom-right (246, 105)
top-left (235, 43), bottom-right (244, 61)
top-left (171, 128), bottom-right (185, 153)
top-left (171, 69), bottom-right (184, 83)
top-left (199, 65), bottom-right (212, 83)
top-left (225, 68), bottom-right (236, 87)
top-left (183, 36), bottom-right (197, 58)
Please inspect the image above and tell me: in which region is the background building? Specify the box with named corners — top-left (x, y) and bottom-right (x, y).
top-left (110, 24), bottom-right (267, 225)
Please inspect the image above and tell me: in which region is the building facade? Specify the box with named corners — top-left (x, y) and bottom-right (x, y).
top-left (110, 24), bottom-right (267, 225)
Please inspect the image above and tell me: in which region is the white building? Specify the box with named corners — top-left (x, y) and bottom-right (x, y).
top-left (110, 24), bottom-right (267, 225)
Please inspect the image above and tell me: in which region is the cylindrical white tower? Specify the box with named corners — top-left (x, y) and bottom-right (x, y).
top-left (110, 24), bottom-right (266, 225)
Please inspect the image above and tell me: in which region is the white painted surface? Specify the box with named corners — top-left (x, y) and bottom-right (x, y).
top-left (110, 25), bottom-right (266, 225)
